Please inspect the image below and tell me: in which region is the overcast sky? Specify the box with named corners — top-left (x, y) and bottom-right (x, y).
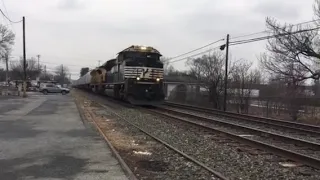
top-left (0, 0), bottom-right (316, 79)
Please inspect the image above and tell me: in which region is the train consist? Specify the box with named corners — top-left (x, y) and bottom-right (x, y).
top-left (73, 45), bottom-right (165, 105)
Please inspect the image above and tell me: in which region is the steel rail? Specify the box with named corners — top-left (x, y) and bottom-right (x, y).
top-left (147, 108), bottom-right (320, 169)
top-left (165, 102), bottom-right (320, 136)
top-left (97, 102), bottom-right (229, 180)
top-left (157, 106), bottom-right (320, 150)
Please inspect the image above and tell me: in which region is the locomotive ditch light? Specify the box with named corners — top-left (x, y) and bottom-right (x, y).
top-left (136, 77), bottom-right (140, 80)
top-left (156, 78), bottom-right (160, 82)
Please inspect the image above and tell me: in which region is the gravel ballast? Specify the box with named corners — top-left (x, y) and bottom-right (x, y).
top-left (78, 90), bottom-right (320, 180)
top-left (158, 107), bottom-right (320, 160)
top-left (74, 92), bottom-right (220, 180)
top-left (163, 106), bottom-right (320, 144)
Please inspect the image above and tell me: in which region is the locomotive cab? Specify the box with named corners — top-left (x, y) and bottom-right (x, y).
top-left (114, 45), bottom-right (165, 105)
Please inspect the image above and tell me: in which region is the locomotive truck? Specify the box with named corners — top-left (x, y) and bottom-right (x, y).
top-left (73, 45), bottom-right (165, 105)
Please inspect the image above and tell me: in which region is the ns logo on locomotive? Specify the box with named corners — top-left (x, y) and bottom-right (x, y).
top-left (73, 45), bottom-right (165, 105)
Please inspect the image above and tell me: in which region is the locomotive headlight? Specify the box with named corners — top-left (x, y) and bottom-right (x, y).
top-left (156, 78), bottom-right (160, 82)
top-left (136, 77), bottom-right (140, 81)
top-left (140, 46), bottom-right (147, 50)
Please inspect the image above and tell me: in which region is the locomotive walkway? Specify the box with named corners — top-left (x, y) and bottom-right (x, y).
top-left (0, 93), bottom-right (128, 180)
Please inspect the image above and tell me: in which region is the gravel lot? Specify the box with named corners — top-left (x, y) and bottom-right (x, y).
top-left (77, 90), bottom-right (320, 180)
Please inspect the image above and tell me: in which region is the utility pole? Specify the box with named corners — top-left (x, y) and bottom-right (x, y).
top-left (23, 16), bottom-right (27, 98)
top-left (223, 34), bottom-right (230, 111)
top-left (5, 53), bottom-right (9, 85)
top-left (98, 60), bottom-right (101, 66)
top-left (61, 64), bottom-right (64, 86)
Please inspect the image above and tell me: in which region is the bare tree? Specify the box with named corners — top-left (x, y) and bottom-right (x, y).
top-left (229, 60), bottom-right (261, 113)
top-left (186, 51), bottom-right (225, 109)
top-left (10, 57), bottom-right (42, 80)
top-left (0, 68), bottom-right (5, 81)
top-left (41, 73), bottom-right (54, 81)
top-left (160, 57), bottom-right (176, 75)
top-left (259, 0), bottom-right (320, 120)
top-left (261, 0), bottom-right (320, 82)
top-left (54, 65), bottom-right (70, 85)
top-left (0, 24), bottom-right (15, 83)
top-left (80, 67), bottom-right (89, 77)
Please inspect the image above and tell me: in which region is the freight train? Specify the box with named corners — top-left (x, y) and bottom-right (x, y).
top-left (73, 45), bottom-right (165, 105)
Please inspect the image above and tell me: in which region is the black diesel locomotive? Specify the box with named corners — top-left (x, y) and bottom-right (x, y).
top-left (73, 45), bottom-right (165, 105)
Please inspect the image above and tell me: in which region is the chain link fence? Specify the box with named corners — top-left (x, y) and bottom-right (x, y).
top-left (166, 88), bottom-right (320, 125)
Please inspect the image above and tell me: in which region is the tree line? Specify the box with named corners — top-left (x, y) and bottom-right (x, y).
top-left (0, 25), bottom-right (71, 85)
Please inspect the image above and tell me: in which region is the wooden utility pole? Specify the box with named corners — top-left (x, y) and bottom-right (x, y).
top-left (223, 34), bottom-right (230, 111)
top-left (61, 64), bottom-right (64, 85)
top-left (23, 16), bottom-right (27, 98)
top-left (5, 53), bottom-right (9, 85)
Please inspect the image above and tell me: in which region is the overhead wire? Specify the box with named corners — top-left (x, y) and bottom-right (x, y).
top-left (9, 59), bottom-right (94, 70)
top-left (166, 19), bottom-right (320, 65)
top-left (230, 31), bottom-right (269, 40)
top-left (230, 19), bottom-right (320, 41)
top-left (0, 8), bottom-right (21, 23)
top-left (169, 45), bottom-right (223, 64)
top-left (167, 38), bottom-right (225, 62)
top-left (167, 19), bottom-right (320, 64)
top-left (1, 0), bottom-right (16, 34)
top-left (229, 26), bottom-right (320, 46)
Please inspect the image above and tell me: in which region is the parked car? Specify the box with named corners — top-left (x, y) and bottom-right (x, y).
top-left (27, 86), bottom-right (38, 92)
top-left (39, 84), bottom-right (70, 95)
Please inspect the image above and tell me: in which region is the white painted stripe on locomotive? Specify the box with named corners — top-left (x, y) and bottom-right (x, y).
top-left (124, 66), bottom-right (163, 79)
top-left (124, 76), bottom-right (164, 79)
top-left (136, 82), bottom-right (161, 84)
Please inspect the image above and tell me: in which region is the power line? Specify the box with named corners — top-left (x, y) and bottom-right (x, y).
top-left (165, 20), bottom-right (318, 63)
top-left (45, 69), bottom-right (80, 75)
top-left (231, 19), bottom-right (320, 40)
top-left (229, 26), bottom-right (320, 46)
top-left (231, 31), bottom-right (269, 40)
top-left (294, 19), bottom-right (320, 26)
top-left (167, 38), bottom-right (224, 62)
top-left (169, 45), bottom-right (222, 64)
top-left (9, 59), bottom-right (95, 69)
top-left (40, 60), bottom-right (93, 68)
top-left (1, 0), bottom-right (16, 34)
top-left (0, 8), bottom-right (21, 23)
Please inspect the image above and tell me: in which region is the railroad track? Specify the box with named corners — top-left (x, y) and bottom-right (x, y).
top-left (149, 102), bottom-right (320, 169)
top-left (164, 102), bottom-right (320, 137)
top-left (76, 90), bottom-right (320, 178)
top-left (78, 91), bottom-right (228, 180)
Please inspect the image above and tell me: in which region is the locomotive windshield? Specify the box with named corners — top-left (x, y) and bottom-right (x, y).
top-left (124, 52), bottom-right (163, 68)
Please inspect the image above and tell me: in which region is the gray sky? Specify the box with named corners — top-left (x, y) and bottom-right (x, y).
top-left (0, 0), bottom-right (315, 79)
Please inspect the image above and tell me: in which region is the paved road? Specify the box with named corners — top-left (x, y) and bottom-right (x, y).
top-left (0, 94), bottom-right (128, 180)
